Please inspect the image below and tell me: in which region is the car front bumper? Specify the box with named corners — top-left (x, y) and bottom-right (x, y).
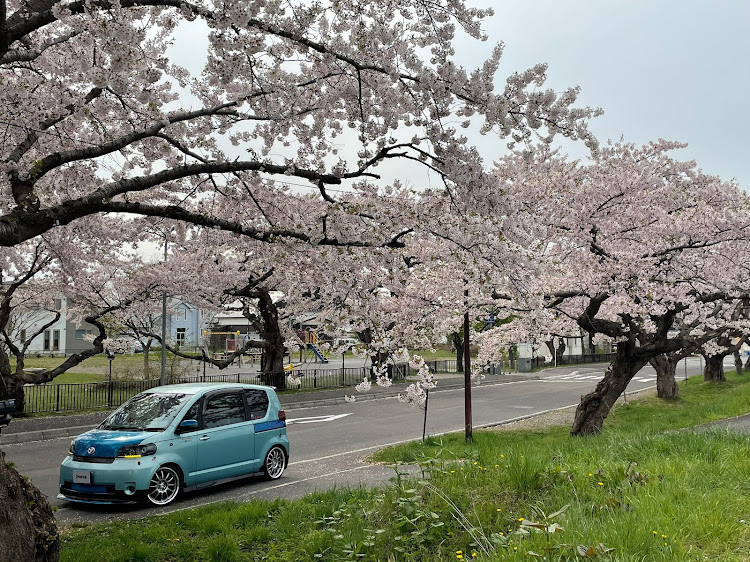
top-left (59, 454), bottom-right (158, 504)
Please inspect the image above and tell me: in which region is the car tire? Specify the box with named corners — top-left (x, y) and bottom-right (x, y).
top-left (145, 465), bottom-right (182, 506)
top-left (264, 445), bottom-right (287, 480)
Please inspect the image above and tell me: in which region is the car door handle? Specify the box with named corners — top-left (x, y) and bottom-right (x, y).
top-left (199, 435), bottom-right (210, 441)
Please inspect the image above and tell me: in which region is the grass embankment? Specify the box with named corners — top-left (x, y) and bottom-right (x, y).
top-left (60, 373), bottom-right (750, 561)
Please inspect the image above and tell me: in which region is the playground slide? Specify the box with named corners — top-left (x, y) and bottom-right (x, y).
top-left (308, 343), bottom-right (329, 363)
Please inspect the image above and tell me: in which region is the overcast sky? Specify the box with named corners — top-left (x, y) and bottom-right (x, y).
top-left (470, 0), bottom-right (749, 189)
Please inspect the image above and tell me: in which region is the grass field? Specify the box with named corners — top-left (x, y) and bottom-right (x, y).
top-left (57, 372), bottom-right (750, 561)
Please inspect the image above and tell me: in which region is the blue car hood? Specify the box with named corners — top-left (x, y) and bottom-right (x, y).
top-left (72, 429), bottom-right (154, 458)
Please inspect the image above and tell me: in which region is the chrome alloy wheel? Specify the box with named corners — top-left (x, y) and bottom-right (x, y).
top-left (146, 465), bottom-right (181, 506)
top-left (264, 446), bottom-right (286, 479)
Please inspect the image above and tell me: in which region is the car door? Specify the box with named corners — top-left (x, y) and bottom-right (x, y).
top-left (195, 390), bottom-right (254, 483)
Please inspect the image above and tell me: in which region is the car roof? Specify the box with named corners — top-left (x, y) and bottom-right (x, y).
top-left (143, 382), bottom-right (274, 395)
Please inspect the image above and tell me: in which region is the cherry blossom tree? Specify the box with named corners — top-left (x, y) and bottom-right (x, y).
top-left (0, 0), bottom-right (600, 253)
top-left (479, 141), bottom-right (750, 435)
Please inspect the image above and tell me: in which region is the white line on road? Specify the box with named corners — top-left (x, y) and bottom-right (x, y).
top-left (286, 413), bottom-right (353, 425)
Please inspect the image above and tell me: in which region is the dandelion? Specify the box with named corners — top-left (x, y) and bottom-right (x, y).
top-left (500, 454), bottom-right (504, 458)
top-left (473, 461), bottom-right (478, 465)
top-left (496, 508), bottom-right (502, 512)
top-left (661, 535), bottom-right (667, 539)
top-left (598, 482), bottom-right (604, 486)
top-left (451, 470), bottom-right (456, 474)
top-left (472, 552), bottom-right (477, 558)
top-left (653, 531), bottom-right (658, 535)
top-left (519, 518), bottom-right (524, 522)
top-left (588, 473), bottom-right (593, 477)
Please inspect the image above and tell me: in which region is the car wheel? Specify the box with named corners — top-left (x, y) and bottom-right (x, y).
top-left (145, 465), bottom-right (181, 506)
top-left (264, 446), bottom-right (286, 480)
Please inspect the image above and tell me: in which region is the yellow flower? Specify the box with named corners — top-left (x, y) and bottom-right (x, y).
top-left (496, 508), bottom-right (502, 512)
top-left (662, 535), bottom-right (667, 539)
top-left (500, 454), bottom-right (504, 458)
top-left (653, 531), bottom-right (658, 535)
top-left (472, 553), bottom-right (477, 558)
top-left (451, 470), bottom-right (456, 474)
top-left (456, 556), bottom-right (463, 560)
top-left (519, 518), bottom-right (524, 522)
top-left (588, 473), bottom-right (593, 477)
top-left (598, 482), bottom-right (604, 486)
top-left (456, 551), bottom-right (462, 555)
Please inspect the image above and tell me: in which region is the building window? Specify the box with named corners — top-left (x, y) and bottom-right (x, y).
top-left (181, 308), bottom-right (188, 321)
top-left (52, 330), bottom-right (60, 351)
top-left (43, 330), bottom-right (50, 351)
top-left (176, 328), bottom-right (186, 347)
top-left (54, 298), bottom-right (62, 310)
top-left (75, 329), bottom-right (92, 340)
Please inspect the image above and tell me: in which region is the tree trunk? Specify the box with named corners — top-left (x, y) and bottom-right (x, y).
top-left (734, 350), bottom-right (743, 376)
top-left (256, 290), bottom-right (286, 390)
top-left (703, 354), bottom-right (726, 382)
top-left (0, 450), bottom-right (59, 562)
top-left (142, 339), bottom-right (152, 379)
top-left (453, 332), bottom-right (464, 372)
top-left (745, 353), bottom-right (750, 370)
top-left (545, 339), bottom-right (567, 365)
top-left (649, 354), bottom-right (679, 400)
top-left (0, 378), bottom-right (26, 415)
top-left (571, 339), bottom-right (647, 436)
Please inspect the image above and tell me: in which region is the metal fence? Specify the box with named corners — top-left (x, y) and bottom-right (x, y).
top-left (527, 353), bottom-right (616, 369)
top-left (22, 366), bottom-right (397, 414)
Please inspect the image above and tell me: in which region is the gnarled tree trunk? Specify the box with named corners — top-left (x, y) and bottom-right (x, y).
top-left (545, 339), bottom-right (567, 365)
top-left (453, 332), bottom-right (464, 372)
top-left (703, 354), bottom-right (726, 382)
top-left (571, 338), bottom-right (648, 436)
top-left (649, 354), bottom-right (679, 400)
top-left (0, 451), bottom-right (59, 562)
top-left (255, 290), bottom-right (286, 390)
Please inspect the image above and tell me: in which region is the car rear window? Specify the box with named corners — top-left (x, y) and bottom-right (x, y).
top-left (245, 390), bottom-right (269, 420)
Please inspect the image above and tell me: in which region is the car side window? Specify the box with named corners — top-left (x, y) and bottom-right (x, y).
top-left (245, 390), bottom-right (269, 420)
top-left (203, 392), bottom-right (246, 429)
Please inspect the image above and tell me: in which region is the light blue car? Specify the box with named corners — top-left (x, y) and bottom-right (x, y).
top-left (59, 383), bottom-right (289, 507)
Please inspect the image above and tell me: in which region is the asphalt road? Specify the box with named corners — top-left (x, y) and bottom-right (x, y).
top-left (0, 358), bottom-right (713, 525)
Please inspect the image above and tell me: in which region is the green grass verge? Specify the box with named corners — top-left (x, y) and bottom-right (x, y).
top-left (60, 373), bottom-right (750, 561)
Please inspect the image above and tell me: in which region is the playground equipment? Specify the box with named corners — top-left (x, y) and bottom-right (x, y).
top-left (299, 330), bottom-right (328, 364)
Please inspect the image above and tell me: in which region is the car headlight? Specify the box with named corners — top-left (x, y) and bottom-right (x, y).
top-left (68, 439), bottom-right (75, 455)
top-left (116, 443), bottom-right (157, 458)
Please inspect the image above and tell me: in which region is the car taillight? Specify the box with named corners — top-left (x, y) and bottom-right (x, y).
top-left (278, 410), bottom-right (286, 421)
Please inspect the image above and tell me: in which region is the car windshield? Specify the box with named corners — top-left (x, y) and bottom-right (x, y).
top-left (99, 392), bottom-right (193, 432)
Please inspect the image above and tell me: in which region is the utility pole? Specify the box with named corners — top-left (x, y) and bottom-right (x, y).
top-left (160, 235), bottom-right (168, 386)
top-left (463, 292), bottom-right (473, 443)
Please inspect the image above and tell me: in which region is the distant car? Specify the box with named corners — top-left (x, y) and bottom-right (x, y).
top-left (58, 383), bottom-right (288, 507)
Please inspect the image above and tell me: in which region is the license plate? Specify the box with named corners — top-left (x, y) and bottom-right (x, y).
top-left (73, 470), bottom-right (91, 485)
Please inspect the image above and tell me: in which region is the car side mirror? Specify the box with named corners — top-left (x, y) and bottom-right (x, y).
top-left (176, 419), bottom-right (198, 433)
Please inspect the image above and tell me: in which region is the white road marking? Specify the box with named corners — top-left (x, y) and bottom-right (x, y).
top-left (286, 413), bottom-right (353, 425)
